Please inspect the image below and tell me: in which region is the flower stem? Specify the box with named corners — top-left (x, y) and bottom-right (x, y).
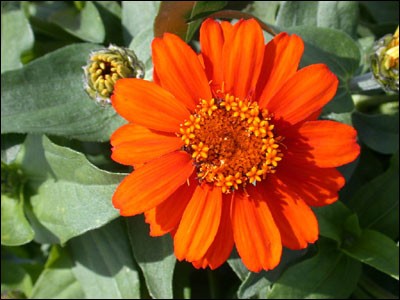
top-left (207, 269), bottom-right (219, 299)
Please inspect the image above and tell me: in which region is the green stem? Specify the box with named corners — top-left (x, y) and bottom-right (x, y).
top-left (352, 93), bottom-right (399, 112)
top-left (207, 269), bottom-right (219, 299)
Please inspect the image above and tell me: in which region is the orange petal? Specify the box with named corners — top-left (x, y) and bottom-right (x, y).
top-left (266, 64), bottom-right (338, 125)
top-left (223, 19), bottom-right (265, 99)
top-left (192, 193), bottom-right (234, 269)
top-left (284, 120), bottom-right (360, 168)
top-left (257, 33), bottom-right (304, 108)
top-left (144, 175), bottom-right (197, 236)
top-left (111, 123), bottom-right (183, 166)
top-left (200, 19), bottom-right (224, 90)
top-left (152, 33), bottom-right (212, 110)
top-left (111, 78), bottom-right (189, 132)
top-left (220, 20), bottom-right (234, 39)
top-left (174, 185), bottom-right (222, 262)
top-left (231, 190), bottom-right (282, 272)
top-left (112, 151), bottom-right (194, 216)
top-left (254, 181), bottom-right (318, 250)
top-left (275, 159), bottom-right (345, 207)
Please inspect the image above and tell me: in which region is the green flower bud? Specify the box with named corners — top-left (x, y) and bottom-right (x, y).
top-left (370, 26), bottom-right (399, 93)
top-left (83, 45), bottom-right (145, 105)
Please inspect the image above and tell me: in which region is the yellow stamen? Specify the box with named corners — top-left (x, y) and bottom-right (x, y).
top-left (178, 94), bottom-right (284, 193)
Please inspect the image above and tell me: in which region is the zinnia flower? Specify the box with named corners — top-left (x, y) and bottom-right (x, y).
top-left (110, 18), bottom-right (360, 272)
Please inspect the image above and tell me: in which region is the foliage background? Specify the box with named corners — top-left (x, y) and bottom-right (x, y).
top-left (1, 1), bottom-right (399, 299)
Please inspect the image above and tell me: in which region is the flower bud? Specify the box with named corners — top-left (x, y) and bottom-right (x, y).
top-left (370, 26), bottom-right (399, 93)
top-left (83, 45), bottom-right (145, 105)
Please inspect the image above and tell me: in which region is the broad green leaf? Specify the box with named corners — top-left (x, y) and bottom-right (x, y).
top-left (30, 1), bottom-right (105, 43)
top-left (288, 26), bottom-right (360, 113)
top-left (122, 1), bottom-right (160, 45)
top-left (341, 229), bottom-right (399, 280)
top-left (352, 112), bottom-right (399, 154)
top-left (30, 136), bottom-right (124, 243)
top-left (127, 215), bottom-right (176, 299)
top-left (276, 2), bottom-right (318, 28)
top-left (276, 1), bottom-right (359, 37)
top-left (238, 272), bottom-right (270, 299)
top-left (1, 193), bottom-right (34, 246)
top-left (30, 246), bottom-right (84, 299)
top-left (227, 248), bottom-right (250, 281)
top-left (1, 43), bottom-right (126, 142)
top-left (243, 1), bottom-right (280, 25)
top-left (1, 10), bottom-right (34, 73)
top-left (185, 1), bottom-right (228, 42)
top-left (129, 28), bottom-right (154, 81)
top-left (348, 153), bottom-right (399, 239)
top-left (316, 2), bottom-right (359, 37)
top-left (266, 240), bottom-right (362, 299)
top-left (94, 1), bottom-right (124, 45)
top-left (237, 248), bottom-right (307, 299)
top-left (313, 201), bottom-right (353, 243)
top-left (1, 260), bottom-right (33, 298)
top-left (69, 219), bottom-right (140, 299)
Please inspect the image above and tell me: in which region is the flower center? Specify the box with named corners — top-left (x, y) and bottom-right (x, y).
top-left (179, 94), bottom-right (284, 193)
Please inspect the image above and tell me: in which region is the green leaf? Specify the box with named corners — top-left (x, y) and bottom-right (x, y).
top-left (1, 10), bottom-right (34, 73)
top-left (227, 248), bottom-right (250, 281)
top-left (30, 246), bottom-right (84, 299)
top-left (39, 1), bottom-right (105, 43)
top-left (348, 153), bottom-right (399, 239)
top-left (122, 1), bottom-right (160, 45)
top-left (266, 240), bottom-right (362, 299)
top-left (276, 1), bottom-right (359, 37)
top-left (185, 1), bottom-right (228, 42)
top-left (341, 229), bottom-right (399, 280)
top-left (276, 2), bottom-right (319, 28)
top-left (316, 2), bottom-right (359, 37)
top-left (29, 135), bottom-right (124, 243)
top-left (1, 260), bottom-right (33, 298)
top-left (127, 215), bottom-right (176, 299)
top-left (93, 1), bottom-right (124, 45)
top-left (238, 272), bottom-right (270, 299)
top-left (287, 26), bottom-right (360, 113)
top-left (313, 201), bottom-right (353, 243)
top-left (69, 219), bottom-right (141, 299)
top-left (352, 112), bottom-right (399, 154)
top-left (129, 28), bottom-right (154, 81)
top-left (242, 1), bottom-right (281, 25)
top-left (1, 194), bottom-right (34, 246)
top-left (237, 248), bottom-right (307, 299)
top-left (1, 43), bottom-right (126, 142)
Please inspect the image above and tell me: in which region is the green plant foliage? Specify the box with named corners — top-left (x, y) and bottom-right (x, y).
top-left (1, 10), bottom-right (34, 73)
top-left (1, 43), bottom-right (126, 142)
top-left (28, 135), bottom-right (124, 243)
top-left (69, 219), bottom-right (141, 298)
top-left (1, 1), bottom-right (399, 299)
top-left (127, 215), bottom-right (176, 299)
top-left (266, 240), bottom-right (362, 299)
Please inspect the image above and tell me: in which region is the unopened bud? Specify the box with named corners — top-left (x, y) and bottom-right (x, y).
top-left (83, 45), bottom-right (145, 105)
top-left (370, 26), bottom-right (399, 93)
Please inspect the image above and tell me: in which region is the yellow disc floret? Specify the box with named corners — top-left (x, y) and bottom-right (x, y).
top-left (178, 94), bottom-right (284, 193)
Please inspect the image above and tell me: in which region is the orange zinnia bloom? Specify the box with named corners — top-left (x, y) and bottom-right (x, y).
top-left (110, 18), bottom-right (360, 272)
